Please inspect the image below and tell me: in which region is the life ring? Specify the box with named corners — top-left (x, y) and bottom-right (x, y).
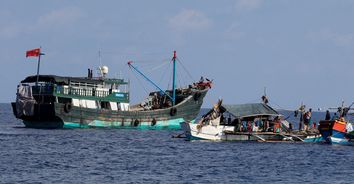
top-left (134, 119), bottom-right (140, 127)
top-left (193, 92), bottom-right (201, 101)
top-left (64, 102), bottom-right (72, 113)
top-left (151, 118), bottom-right (157, 126)
top-left (170, 108), bottom-right (177, 116)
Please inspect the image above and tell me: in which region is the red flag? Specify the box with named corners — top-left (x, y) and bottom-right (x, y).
top-left (26, 48), bottom-right (41, 57)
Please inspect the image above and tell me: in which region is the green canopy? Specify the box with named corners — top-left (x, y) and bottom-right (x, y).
top-left (223, 103), bottom-right (280, 118)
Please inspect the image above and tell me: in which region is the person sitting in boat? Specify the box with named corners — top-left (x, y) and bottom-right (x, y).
top-left (247, 121), bottom-right (252, 132)
top-left (273, 117), bottom-right (282, 133)
top-left (252, 118), bottom-right (261, 132)
top-left (241, 121), bottom-right (247, 132)
top-left (232, 119), bottom-right (241, 131)
top-left (331, 113), bottom-right (339, 120)
top-left (194, 76), bottom-right (212, 90)
top-left (338, 117), bottom-right (346, 122)
top-left (252, 121), bottom-right (259, 132)
top-left (151, 93), bottom-right (161, 109)
top-left (264, 120), bottom-right (270, 132)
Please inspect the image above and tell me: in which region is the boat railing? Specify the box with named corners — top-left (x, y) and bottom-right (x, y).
top-left (54, 85), bottom-right (111, 98)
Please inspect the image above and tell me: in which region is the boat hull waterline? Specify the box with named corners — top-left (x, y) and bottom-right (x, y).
top-left (13, 91), bottom-right (207, 129)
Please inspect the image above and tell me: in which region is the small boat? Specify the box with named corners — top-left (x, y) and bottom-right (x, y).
top-left (318, 102), bottom-right (354, 145)
top-left (181, 99), bottom-right (315, 142)
top-left (12, 51), bottom-right (212, 129)
top-left (318, 119), bottom-right (354, 145)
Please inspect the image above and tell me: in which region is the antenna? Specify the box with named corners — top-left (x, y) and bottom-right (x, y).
top-left (264, 87), bottom-right (267, 96)
top-left (99, 49), bottom-right (102, 67)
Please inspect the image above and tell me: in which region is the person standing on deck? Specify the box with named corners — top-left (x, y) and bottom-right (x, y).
top-left (299, 105), bottom-right (305, 131)
top-left (325, 110), bottom-right (331, 120)
top-left (303, 112), bottom-right (309, 131)
top-left (303, 108), bottom-right (312, 131)
top-left (308, 108), bottom-right (312, 129)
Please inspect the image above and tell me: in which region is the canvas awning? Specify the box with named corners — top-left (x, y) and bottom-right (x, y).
top-left (21, 75), bottom-right (127, 85)
top-left (223, 103), bottom-right (281, 118)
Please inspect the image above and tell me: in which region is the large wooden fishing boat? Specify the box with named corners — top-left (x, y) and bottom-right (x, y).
top-left (11, 51), bottom-right (211, 129)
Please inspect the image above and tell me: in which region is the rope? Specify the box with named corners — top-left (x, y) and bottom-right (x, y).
top-left (166, 67), bottom-right (172, 90)
top-left (147, 60), bottom-right (169, 72)
top-left (176, 57), bottom-right (194, 81)
top-left (158, 61), bottom-right (171, 88)
top-left (129, 67), bottom-right (149, 94)
top-left (268, 100), bottom-right (285, 110)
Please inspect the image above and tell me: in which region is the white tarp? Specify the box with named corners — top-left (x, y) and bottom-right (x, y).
top-left (110, 102), bottom-right (118, 111)
top-left (86, 100), bottom-right (97, 109)
top-left (119, 103), bottom-right (129, 111)
top-left (72, 99), bottom-right (80, 107)
top-left (346, 123), bottom-right (353, 133)
top-left (16, 85), bottom-right (36, 117)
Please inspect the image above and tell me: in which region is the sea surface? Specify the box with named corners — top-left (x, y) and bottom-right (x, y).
top-left (1, 103), bottom-right (354, 184)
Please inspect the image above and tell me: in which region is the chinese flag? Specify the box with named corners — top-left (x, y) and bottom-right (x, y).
top-left (26, 48), bottom-right (41, 57)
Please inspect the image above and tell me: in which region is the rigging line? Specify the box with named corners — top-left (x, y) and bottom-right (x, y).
top-left (179, 64), bottom-right (188, 87)
top-left (177, 73), bottom-right (183, 88)
top-left (167, 67), bottom-right (173, 91)
top-left (129, 67), bottom-right (149, 95)
top-left (246, 98), bottom-right (261, 104)
top-left (176, 58), bottom-right (194, 81)
top-left (132, 58), bottom-right (170, 64)
top-left (158, 61), bottom-right (171, 87)
top-left (269, 101), bottom-right (284, 110)
top-left (177, 65), bottom-right (186, 88)
top-left (146, 60), bottom-right (169, 73)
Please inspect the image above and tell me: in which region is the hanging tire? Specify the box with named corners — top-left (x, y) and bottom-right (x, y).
top-left (194, 92), bottom-right (201, 101)
top-left (134, 119), bottom-right (140, 127)
top-left (151, 118), bottom-right (157, 126)
top-left (64, 102), bottom-right (72, 113)
top-left (170, 108), bottom-right (177, 116)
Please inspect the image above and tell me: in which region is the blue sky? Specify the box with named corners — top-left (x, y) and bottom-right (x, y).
top-left (1, 0), bottom-right (353, 110)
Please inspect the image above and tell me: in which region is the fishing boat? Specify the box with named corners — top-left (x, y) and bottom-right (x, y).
top-left (11, 51), bottom-right (212, 129)
top-left (181, 99), bottom-right (313, 142)
top-left (318, 119), bottom-right (354, 145)
top-left (318, 102), bottom-right (354, 145)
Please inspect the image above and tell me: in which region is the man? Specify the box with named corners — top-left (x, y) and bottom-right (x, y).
top-left (325, 110), bottom-right (331, 120)
top-left (303, 108), bottom-right (312, 131)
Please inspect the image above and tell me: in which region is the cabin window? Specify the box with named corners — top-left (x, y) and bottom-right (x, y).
top-left (58, 97), bottom-right (72, 104)
top-left (100, 101), bottom-right (111, 110)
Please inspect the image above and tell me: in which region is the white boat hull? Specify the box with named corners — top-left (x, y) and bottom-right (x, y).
top-left (188, 123), bottom-right (234, 140)
top-left (329, 136), bottom-right (354, 146)
top-left (182, 122), bottom-right (290, 141)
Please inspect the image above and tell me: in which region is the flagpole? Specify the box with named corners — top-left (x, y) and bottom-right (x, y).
top-left (36, 48), bottom-right (42, 86)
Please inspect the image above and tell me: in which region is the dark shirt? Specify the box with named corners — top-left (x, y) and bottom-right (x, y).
top-left (325, 112), bottom-right (331, 121)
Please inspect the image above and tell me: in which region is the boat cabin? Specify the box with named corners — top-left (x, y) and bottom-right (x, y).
top-left (201, 103), bottom-right (289, 133)
top-left (17, 75), bottom-right (130, 111)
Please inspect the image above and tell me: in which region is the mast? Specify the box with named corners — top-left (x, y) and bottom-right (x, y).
top-left (172, 51), bottom-right (177, 106)
top-left (36, 51), bottom-right (42, 86)
top-left (36, 47), bottom-right (45, 86)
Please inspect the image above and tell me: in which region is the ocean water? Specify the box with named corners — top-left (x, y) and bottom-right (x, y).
top-left (1, 103), bottom-right (354, 184)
